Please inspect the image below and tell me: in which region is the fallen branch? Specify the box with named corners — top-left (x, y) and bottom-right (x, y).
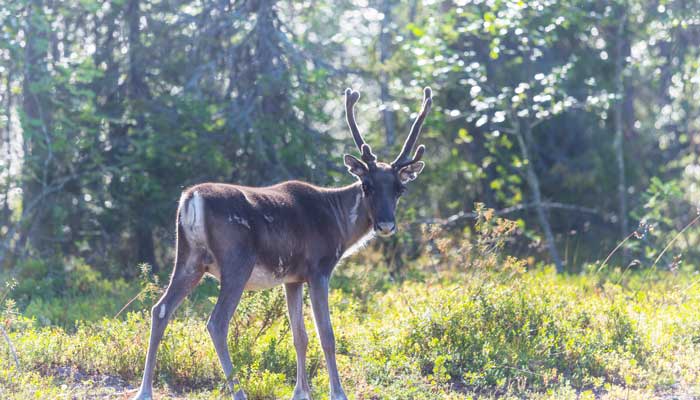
top-left (407, 201), bottom-right (607, 227)
top-left (1, 324), bottom-right (20, 370)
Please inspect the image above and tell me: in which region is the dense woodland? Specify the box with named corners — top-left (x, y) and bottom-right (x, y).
top-left (2, 1), bottom-right (700, 399)
top-left (2, 0), bottom-right (700, 275)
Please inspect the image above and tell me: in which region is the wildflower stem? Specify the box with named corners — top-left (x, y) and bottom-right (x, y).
top-left (650, 214), bottom-right (700, 270)
top-left (596, 231), bottom-right (636, 274)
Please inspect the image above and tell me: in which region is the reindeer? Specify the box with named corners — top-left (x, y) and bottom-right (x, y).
top-left (134, 87), bottom-right (432, 400)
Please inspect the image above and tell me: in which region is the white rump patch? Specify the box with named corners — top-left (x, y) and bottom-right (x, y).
top-left (180, 191), bottom-right (207, 246)
top-left (159, 304), bottom-right (166, 319)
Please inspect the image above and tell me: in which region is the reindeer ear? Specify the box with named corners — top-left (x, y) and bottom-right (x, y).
top-left (344, 154), bottom-right (368, 178)
top-left (398, 161), bottom-right (425, 183)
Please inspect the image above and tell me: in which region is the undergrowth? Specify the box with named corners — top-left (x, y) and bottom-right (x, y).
top-left (1, 206), bottom-right (699, 399)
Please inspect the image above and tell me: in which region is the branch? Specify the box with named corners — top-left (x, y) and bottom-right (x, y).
top-left (0, 172), bottom-right (80, 265)
top-left (0, 325), bottom-right (20, 370)
top-left (407, 201), bottom-right (608, 227)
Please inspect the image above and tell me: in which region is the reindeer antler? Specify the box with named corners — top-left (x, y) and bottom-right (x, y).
top-left (392, 87), bottom-right (432, 168)
top-left (345, 88), bottom-right (377, 165)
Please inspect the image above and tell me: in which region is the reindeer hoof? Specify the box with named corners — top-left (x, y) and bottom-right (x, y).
top-left (330, 392), bottom-right (348, 400)
top-left (291, 386), bottom-right (312, 400)
top-left (132, 390), bottom-right (153, 400)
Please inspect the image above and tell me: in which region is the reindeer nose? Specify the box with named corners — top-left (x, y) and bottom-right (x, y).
top-left (376, 222), bottom-right (396, 236)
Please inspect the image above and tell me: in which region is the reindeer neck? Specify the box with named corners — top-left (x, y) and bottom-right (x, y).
top-left (327, 182), bottom-right (372, 250)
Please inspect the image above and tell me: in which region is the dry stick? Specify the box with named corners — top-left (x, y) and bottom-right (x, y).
top-left (614, 254), bottom-right (639, 286)
top-left (682, 276), bottom-right (700, 295)
top-left (113, 288), bottom-right (148, 319)
top-left (599, 214), bottom-right (700, 283)
top-left (1, 325), bottom-right (20, 370)
top-left (595, 231), bottom-right (636, 274)
top-left (0, 285), bottom-right (19, 369)
top-left (651, 214), bottom-right (700, 270)
top-left (632, 214), bottom-right (700, 299)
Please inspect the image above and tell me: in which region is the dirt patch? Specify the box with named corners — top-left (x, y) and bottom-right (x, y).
top-left (43, 365), bottom-right (135, 399)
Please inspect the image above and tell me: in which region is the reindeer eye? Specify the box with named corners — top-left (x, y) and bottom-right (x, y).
top-left (362, 183), bottom-right (374, 195)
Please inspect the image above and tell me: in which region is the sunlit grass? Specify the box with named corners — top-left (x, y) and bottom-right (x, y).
top-left (2, 267), bottom-right (700, 399)
top-left (2, 210), bottom-right (700, 399)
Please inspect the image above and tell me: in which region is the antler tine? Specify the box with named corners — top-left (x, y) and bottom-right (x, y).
top-left (392, 87), bottom-right (432, 167)
top-left (345, 88), bottom-right (365, 151)
top-left (411, 144), bottom-right (425, 163)
top-left (393, 145), bottom-right (425, 169)
top-left (344, 88), bottom-right (376, 164)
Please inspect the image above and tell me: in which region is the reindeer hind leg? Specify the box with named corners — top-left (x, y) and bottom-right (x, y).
top-left (135, 236), bottom-right (205, 400)
top-left (206, 246), bottom-right (256, 399)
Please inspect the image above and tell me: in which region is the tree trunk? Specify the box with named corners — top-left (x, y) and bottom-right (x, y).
top-left (379, 0), bottom-right (396, 146)
top-left (408, 0), bottom-right (418, 22)
top-left (18, 1), bottom-right (52, 256)
top-left (135, 223), bottom-right (158, 273)
top-left (126, 0), bottom-right (158, 272)
top-left (127, 0), bottom-right (147, 102)
top-left (515, 118), bottom-right (564, 273)
top-left (2, 68), bottom-right (12, 226)
top-left (0, 66), bottom-right (14, 268)
top-left (613, 11), bottom-right (629, 263)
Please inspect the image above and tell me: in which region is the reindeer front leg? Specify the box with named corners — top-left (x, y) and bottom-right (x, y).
top-left (285, 282), bottom-right (312, 400)
top-left (309, 274), bottom-right (347, 400)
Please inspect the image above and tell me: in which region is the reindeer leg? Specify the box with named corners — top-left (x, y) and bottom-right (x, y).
top-left (135, 248), bottom-right (205, 400)
top-left (309, 275), bottom-right (347, 400)
top-left (285, 282), bottom-right (312, 400)
top-left (207, 248), bottom-right (255, 400)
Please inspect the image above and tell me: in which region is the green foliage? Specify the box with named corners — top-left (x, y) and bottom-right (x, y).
top-left (3, 0), bottom-right (700, 275)
top-left (1, 210), bottom-right (698, 398)
top-left (2, 265), bottom-right (700, 398)
top-left (2, 258), bottom-right (137, 327)
top-left (3, 0), bottom-right (700, 397)
top-left (397, 277), bottom-right (645, 390)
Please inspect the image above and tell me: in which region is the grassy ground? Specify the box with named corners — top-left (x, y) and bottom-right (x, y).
top-left (2, 266), bottom-right (700, 399)
top-left (2, 215), bottom-right (700, 399)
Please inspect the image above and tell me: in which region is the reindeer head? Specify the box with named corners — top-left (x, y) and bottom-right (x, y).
top-left (343, 87), bottom-right (432, 237)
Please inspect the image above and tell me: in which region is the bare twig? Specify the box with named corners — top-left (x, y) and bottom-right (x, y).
top-left (0, 172), bottom-right (80, 265)
top-left (0, 325), bottom-right (20, 370)
top-left (629, 214), bottom-right (700, 298)
top-left (407, 201), bottom-right (605, 227)
top-left (651, 214), bottom-right (700, 270)
top-left (113, 288), bottom-right (149, 319)
top-left (596, 230), bottom-right (636, 274)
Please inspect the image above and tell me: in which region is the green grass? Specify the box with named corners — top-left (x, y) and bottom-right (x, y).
top-left (2, 212), bottom-right (700, 399)
top-left (2, 266), bottom-right (700, 399)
